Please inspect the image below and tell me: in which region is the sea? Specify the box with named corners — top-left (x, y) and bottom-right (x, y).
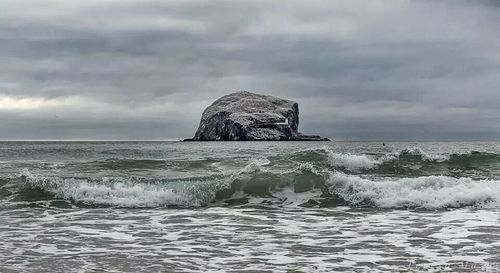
top-left (1, 141), bottom-right (500, 273)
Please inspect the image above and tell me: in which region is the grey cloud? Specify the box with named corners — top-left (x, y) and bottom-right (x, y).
top-left (0, 0), bottom-right (499, 140)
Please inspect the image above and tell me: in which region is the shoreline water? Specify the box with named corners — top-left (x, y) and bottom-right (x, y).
top-left (1, 141), bottom-right (500, 272)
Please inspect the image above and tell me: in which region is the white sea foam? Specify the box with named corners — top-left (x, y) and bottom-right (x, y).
top-left (3, 205), bottom-right (500, 272)
top-left (295, 162), bottom-right (324, 176)
top-left (328, 172), bottom-right (500, 209)
top-left (394, 147), bottom-right (450, 161)
top-left (56, 181), bottom-right (190, 207)
top-left (238, 158), bottom-right (270, 174)
top-left (326, 151), bottom-right (381, 171)
top-left (324, 147), bottom-right (478, 172)
top-left (20, 169), bottom-right (199, 207)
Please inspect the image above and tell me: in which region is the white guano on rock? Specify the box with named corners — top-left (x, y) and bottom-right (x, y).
top-left (186, 91), bottom-right (330, 141)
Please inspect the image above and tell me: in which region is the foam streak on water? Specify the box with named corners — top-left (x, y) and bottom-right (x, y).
top-left (1, 207), bottom-right (500, 272)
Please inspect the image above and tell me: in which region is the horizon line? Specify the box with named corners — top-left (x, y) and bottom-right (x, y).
top-left (0, 139), bottom-right (499, 142)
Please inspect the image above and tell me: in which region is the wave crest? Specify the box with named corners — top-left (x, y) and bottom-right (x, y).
top-left (17, 169), bottom-right (225, 207)
top-left (328, 172), bottom-right (500, 209)
top-left (327, 151), bottom-right (380, 171)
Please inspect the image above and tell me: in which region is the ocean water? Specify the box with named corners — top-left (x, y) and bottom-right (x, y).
top-left (1, 141), bottom-right (500, 272)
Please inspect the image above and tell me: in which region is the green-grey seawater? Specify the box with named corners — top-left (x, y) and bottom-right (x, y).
top-left (1, 141), bottom-right (500, 272)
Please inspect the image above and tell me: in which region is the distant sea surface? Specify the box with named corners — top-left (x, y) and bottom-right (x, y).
top-left (2, 141), bottom-right (500, 272)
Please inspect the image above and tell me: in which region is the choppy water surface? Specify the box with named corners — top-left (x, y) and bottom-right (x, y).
top-left (2, 141), bottom-right (500, 272)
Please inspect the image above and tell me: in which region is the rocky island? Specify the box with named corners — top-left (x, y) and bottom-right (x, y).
top-left (185, 91), bottom-right (330, 141)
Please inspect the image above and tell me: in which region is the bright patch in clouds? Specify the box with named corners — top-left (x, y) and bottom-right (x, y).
top-left (0, 96), bottom-right (69, 110)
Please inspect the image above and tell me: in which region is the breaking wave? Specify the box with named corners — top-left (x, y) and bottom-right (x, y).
top-left (2, 147), bottom-right (500, 209)
top-left (327, 152), bottom-right (380, 171)
top-left (11, 169), bottom-right (228, 208)
top-left (328, 173), bottom-right (500, 209)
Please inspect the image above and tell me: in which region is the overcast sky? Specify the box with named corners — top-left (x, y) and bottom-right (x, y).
top-left (1, 0), bottom-right (499, 140)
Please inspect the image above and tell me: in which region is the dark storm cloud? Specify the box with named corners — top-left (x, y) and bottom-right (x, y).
top-left (1, 0), bottom-right (499, 140)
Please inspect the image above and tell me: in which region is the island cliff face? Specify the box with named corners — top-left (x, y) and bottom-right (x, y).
top-left (187, 91), bottom-right (330, 141)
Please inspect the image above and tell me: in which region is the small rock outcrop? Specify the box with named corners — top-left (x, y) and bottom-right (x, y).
top-left (186, 91), bottom-right (330, 141)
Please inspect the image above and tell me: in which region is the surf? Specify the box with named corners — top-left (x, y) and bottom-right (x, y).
top-left (1, 146), bottom-right (499, 209)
